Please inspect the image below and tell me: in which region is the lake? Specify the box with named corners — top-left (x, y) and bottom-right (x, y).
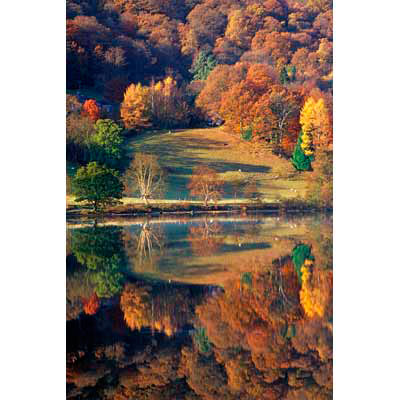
top-left (67, 212), bottom-right (332, 399)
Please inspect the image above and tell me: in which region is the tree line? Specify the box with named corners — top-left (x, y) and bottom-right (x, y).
top-left (67, 0), bottom-right (333, 208)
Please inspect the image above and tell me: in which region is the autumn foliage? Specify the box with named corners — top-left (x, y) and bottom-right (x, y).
top-left (187, 166), bottom-right (224, 206)
top-left (120, 77), bottom-right (190, 131)
top-left (82, 292), bottom-right (100, 315)
top-left (81, 99), bottom-right (100, 122)
top-left (120, 83), bottom-right (151, 130)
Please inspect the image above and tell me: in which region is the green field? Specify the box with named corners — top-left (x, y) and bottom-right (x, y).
top-left (126, 127), bottom-right (308, 203)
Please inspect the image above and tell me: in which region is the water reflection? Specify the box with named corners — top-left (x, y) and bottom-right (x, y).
top-left (188, 217), bottom-right (223, 256)
top-left (124, 222), bottom-right (165, 273)
top-left (67, 214), bottom-right (332, 399)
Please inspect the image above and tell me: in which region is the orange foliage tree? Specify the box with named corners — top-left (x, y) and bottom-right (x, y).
top-left (120, 83), bottom-right (151, 130)
top-left (81, 99), bottom-right (101, 122)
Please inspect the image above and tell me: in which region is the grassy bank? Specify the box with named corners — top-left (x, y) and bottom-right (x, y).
top-left (125, 127), bottom-right (309, 202)
top-left (67, 127), bottom-right (324, 215)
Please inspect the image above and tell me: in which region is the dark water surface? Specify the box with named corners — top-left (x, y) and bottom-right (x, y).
top-left (67, 213), bottom-right (332, 399)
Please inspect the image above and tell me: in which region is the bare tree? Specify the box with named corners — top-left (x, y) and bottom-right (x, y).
top-left (187, 166), bottom-right (224, 206)
top-left (124, 153), bottom-right (165, 204)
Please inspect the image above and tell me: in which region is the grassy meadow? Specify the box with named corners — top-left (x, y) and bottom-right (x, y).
top-left (67, 127), bottom-right (310, 208)
top-left (125, 127), bottom-right (308, 202)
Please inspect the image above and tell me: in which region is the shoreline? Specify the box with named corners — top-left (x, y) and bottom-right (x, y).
top-left (66, 202), bottom-right (332, 220)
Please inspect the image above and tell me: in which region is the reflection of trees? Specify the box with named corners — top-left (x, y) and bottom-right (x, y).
top-left (70, 226), bottom-right (126, 298)
top-left (120, 282), bottom-right (196, 337)
top-left (124, 222), bottom-right (165, 273)
top-left (67, 281), bottom-right (206, 400)
top-left (183, 252), bottom-right (333, 399)
top-left (291, 243), bottom-right (332, 319)
top-left (188, 218), bottom-right (223, 256)
top-left (66, 247), bottom-right (333, 400)
top-left (82, 292), bottom-right (100, 315)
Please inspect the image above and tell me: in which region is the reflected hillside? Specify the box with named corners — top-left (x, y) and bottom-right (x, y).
top-left (67, 237), bottom-right (332, 399)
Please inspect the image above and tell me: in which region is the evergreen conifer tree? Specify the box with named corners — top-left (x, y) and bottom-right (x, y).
top-left (190, 51), bottom-right (217, 81)
top-left (279, 66), bottom-right (289, 84)
top-left (291, 132), bottom-right (314, 171)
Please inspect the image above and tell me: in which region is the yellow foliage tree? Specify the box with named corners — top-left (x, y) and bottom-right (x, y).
top-left (149, 76), bottom-right (190, 128)
top-left (300, 97), bottom-right (330, 152)
top-left (120, 83), bottom-right (151, 130)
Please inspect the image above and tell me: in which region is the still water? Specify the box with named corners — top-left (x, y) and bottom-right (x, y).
top-left (67, 213), bottom-right (332, 399)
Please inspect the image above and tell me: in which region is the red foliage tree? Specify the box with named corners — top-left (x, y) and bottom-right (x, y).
top-left (81, 99), bottom-right (101, 122)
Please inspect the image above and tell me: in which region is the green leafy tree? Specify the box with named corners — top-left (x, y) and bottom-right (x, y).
top-left (90, 119), bottom-right (124, 166)
top-left (291, 132), bottom-right (314, 171)
top-left (190, 51), bottom-right (217, 81)
top-left (73, 162), bottom-right (123, 211)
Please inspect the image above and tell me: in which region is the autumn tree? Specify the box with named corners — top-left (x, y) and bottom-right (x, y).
top-left (66, 94), bottom-right (82, 115)
top-left (187, 166), bottom-right (224, 206)
top-left (252, 86), bottom-right (302, 145)
top-left (123, 153), bottom-right (165, 204)
top-left (196, 63), bottom-right (249, 119)
top-left (73, 162), bottom-right (124, 211)
top-left (149, 77), bottom-right (190, 128)
top-left (82, 99), bottom-right (101, 122)
top-left (300, 97), bottom-right (330, 149)
top-left (66, 113), bottom-right (94, 162)
top-left (120, 83), bottom-right (151, 130)
top-left (219, 81), bottom-right (255, 136)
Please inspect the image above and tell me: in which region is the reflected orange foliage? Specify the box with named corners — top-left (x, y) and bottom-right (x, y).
top-left (120, 283), bottom-right (194, 337)
top-left (82, 292), bottom-right (100, 315)
top-left (188, 219), bottom-right (222, 257)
